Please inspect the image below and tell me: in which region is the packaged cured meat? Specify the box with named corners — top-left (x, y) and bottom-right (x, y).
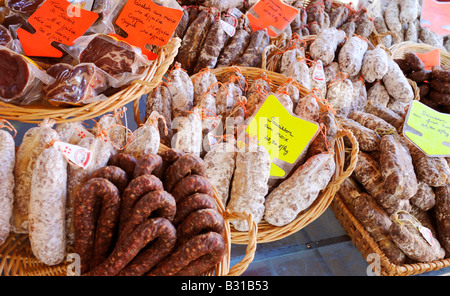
top-left (68, 34), bottom-right (151, 87)
top-left (0, 46), bottom-right (54, 105)
top-left (361, 47), bottom-right (389, 83)
top-left (167, 62), bottom-right (194, 119)
top-left (43, 63), bottom-right (110, 107)
top-left (0, 24), bottom-right (12, 48)
top-left (172, 107), bottom-right (203, 156)
top-left (124, 111), bottom-right (161, 159)
top-left (5, 0), bottom-right (44, 16)
top-left (0, 121), bottom-right (15, 245)
top-left (326, 72), bottom-right (353, 116)
top-left (309, 27), bottom-right (346, 66)
top-left (338, 36), bottom-right (368, 77)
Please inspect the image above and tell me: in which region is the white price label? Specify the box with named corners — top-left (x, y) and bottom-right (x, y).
top-left (419, 225), bottom-right (434, 246)
top-left (53, 141), bottom-right (92, 169)
top-left (221, 20), bottom-right (236, 37)
top-left (312, 60), bottom-right (325, 82)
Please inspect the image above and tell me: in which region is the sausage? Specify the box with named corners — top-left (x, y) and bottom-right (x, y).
top-left (118, 190), bottom-right (176, 244)
top-left (158, 148), bottom-right (186, 180)
top-left (148, 232), bottom-right (226, 276)
top-left (379, 134), bottom-right (418, 200)
top-left (407, 69), bottom-right (432, 83)
top-left (365, 102), bottom-right (405, 132)
top-left (177, 10), bottom-right (214, 73)
top-left (203, 139), bottom-right (237, 206)
top-left (164, 154), bottom-right (207, 193)
top-left (88, 217), bottom-right (177, 276)
top-left (310, 27), bottom-right (346, 66)
top-left (193, 15), bottom-right (232, 73)
top-left (338, 36), bottom-right (369, 77)
top-left (192, 67), bottom-right (218, 107)
top-left (172, 108), bottom-right (203, 156)
top-left (389, 211), bottom-right (445, 262)
top-left (89, 166), bottom-right (129, 194)
top-left (173, 193), bottom-right (218, 226)
top-left (226, 142), bottom-right (271, 231)
top-left (306, 110), bottom-right (338, 158)
top-left (434, 185), bottom-right (450, 255)
top-left (119, 174), bottom-right (164, 231)
top-left (12, 118), bottom-right (59, 233)
top-left (176, 208), bottom-right (225, 247)
top-left (108, 153), bottom-right (137, 180)
top-left (216, 18), bottom-right (251, 67)
top-left (348, 110), bottom-right (396, 133)
top-left (352, 151), bottom-right (411, 214)
top-left (170, 174), bottom-right (215, 203)
top-left (294, 92), bottom-right (320, 122)
top-left (410, 180), bottom-right (436, 211)
top-left (144, 83), bottom-right (173, 147)
top-left (0, 127), bottom-right (15, 245)
top-left (167, 62), bottom-right (194, 118)
top-left (55, 121), bottom-right (94, 145)
top-left (337, 116), bottom-right (381, 152)
top-left (93, 112), bottom-right (127, 155)
top-left (133, 153), bottom-right (163, 179)
top-left (264, 152), bottom-right (335, 226)
top-left (74, 178), bottom-right (121, 273)
top-left (382, 59), bottom-right (415, 103)
top-left (432, 65), bottom-right (450, 83)
top-left (429, 89), bottom-right (450, 105)
top-left (361, 47), bottom-right (389, 83)
top-left (404, 51), bottom-right (425, 71)
top-left (237, 29), bottom-right (270, 68)
top-left (430, 79), bottom-right (450, 94)
top-left (123, 113), bottom-right (160, 160)
top-left (326, 74), bottom-right (353, 116)
top-left (29, 146), bottom-right (67, 266)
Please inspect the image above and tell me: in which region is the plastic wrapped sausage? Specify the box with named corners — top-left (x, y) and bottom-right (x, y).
top-left (124, 112), bottom-right (161, 160)
top-left (144, 83), bottom-right (173, 147)
top-left (172, 108), bottom-right (203, 156)
top-left (382, 59), bottom-right (415, 103)
top-left (12, 118), bottom-right (60, 234)
top-left (29, 146), bottom-right (67, 266)
top-left (167, 62), bottom-right (194, 119)
top-left (337, 116), bottom-right (380, 152)
top-left (338, 36), bottom-right (368, 77)
top-left (361, 47), bottom-right (389, 83)
top-left (264, 152), bottom-right (335, 226)
top-left (326, 73), bottom-right (354, 116)
top-left (0, 124), bottom-right (15, 245)
top-left (309, 27), bottom-right (346, 66)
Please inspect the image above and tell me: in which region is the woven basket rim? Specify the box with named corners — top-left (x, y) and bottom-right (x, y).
top-left (0, 37), bottom-right (181, 124)
top-left (389, 41), bottom-right (450, 67)
top-left (206, 66), bottom-right (359, 244)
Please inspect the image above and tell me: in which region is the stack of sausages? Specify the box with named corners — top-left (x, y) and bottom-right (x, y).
top-left (74, 151), bottom-right (226, 276)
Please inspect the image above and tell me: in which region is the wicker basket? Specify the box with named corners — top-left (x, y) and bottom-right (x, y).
top-left (0, 144), bottom-right (257, 276)
top-left (390, 41), bottom-right (450, 67)
top-left (208, 66), bottom-right (359, 244)
top-left (0, 37), bottom-right (181, 124)
top-left (331, 194), bottom-right (450, 276)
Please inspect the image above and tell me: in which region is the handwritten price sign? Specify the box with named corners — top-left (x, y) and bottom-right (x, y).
top-left (17, 0), bottom-right (98, 57)
top-left (111, 0), bottom-right (183, 60)
top-left (403, 100), bottom-right (450, 156)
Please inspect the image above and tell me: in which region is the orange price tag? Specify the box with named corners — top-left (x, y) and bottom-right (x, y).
top-left (415, 49), bottom-right (441, 70)
top-left (16, 0), bottom-right (99, 58)
top-left (421, 0), bottom-right (450, 36)
top-left (246, 0), bottom-right (299, 37)
top-left (110, 0), bottom-right (183, 60)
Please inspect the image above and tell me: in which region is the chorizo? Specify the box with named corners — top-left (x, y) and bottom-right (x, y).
top-left (108, 153), bottom-right (137, 181)
top-left (88, 217), bottom-right (176, 276)
top-left (89, 166), bottom-right (129, 194)
top-left (148, 232), bottom-right (226, 276)
top-left (173, 193), bottom-right (218, 226)
top-left (133, 153), bottom-right (163, 179)
top-left (74, 178), bottom-right (121, 273)
top-left (164, 154), bottom-right (207, 193)
top-left (170, 174), bottom-right (215, 203)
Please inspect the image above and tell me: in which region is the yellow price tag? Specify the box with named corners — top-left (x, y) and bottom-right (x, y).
top-left (403, 100), bottom-right (450, 157)
top-left (239, 94), bottom-right (319, 178)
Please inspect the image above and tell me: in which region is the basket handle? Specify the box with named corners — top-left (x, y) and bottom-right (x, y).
top-left (329, 128), bottom-right (359, 187)
top-left (222, 210), bottom-right (258, 276)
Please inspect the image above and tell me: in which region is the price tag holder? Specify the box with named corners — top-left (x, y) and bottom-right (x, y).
top-left (111, 0), bottom-right (183, 60)
top-left (403, 100), bottom-right (450, 157)
top-left (239, 94), bottom-right (319, 178)
top-left (246, 0), bottom-right (299, 37)
top-left (415, 49), bottom-right (441, 71)
top-left (17, 0), bottom-right (99, 57)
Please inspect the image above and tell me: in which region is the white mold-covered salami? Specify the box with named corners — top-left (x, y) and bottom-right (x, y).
top-left (384, 1), bottom-right (402, 33)
top-left (204, 138), bottom-right (237, 206)
top-left (309, 27), bottom-right (346, 65)
top-left (124, 113), bottom-right (160, 159)
top-left (55, 121), bottom-right (94, 145)
top-left (382, 57), bottom-right (415, 103)
top-left (168, 62), bottom-right (194, 118)
top-left (310, 60), bottom-right (327, 98)
top-left (294, 93), bottom-right (320, 122)
top-left (324, 62), bottom-right (341, 83)
top-left (280, 47), bottom-right (304, 75)
top-left (277, 78), bottom-right (301, 107)
top-left (264, 152), bottom-right (335, 226)
top-left (326, 74), bottom-right (353, 116)
top-left (216, 79), bottom-right (244, 118)
top-left (0, 128), bottom-right (15, 245)
top-left (172, 108), bottom-right (203, 156)
top-left (12, 118), bottom-right (60, 234)
top-left (410, 180), bottom-right (436, 211)
top-left (29, 146), bottom-right (67, 266)
top-left (338, 36), bottom-right (368, 77)
top-left (93, 112), bottom-right (127, 154)
top-left (192, 68), bottom-right (218, 106)
top-left (399, 0), bottom-right (419, 24)
top-left (367, 82), bottom-right (391, 107)
top-left (144, 83), bottom-right (173, 147)
top-left (283, 58), bottom-right (311, 90)
top-left (361, 47), bottom-right (389, 83)
top-left (227, 142), bottom-right (271, 231)
top-left (349, 78), bottom-right (368, 113)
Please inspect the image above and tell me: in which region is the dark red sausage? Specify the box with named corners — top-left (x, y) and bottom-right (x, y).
top-left (133, 153), bottom-right (164, 179)
top-left (74, 178), bottom-right (121, 274)
top-left (173, 193), bottom-right (217, 225)
top-left (87, 217), bottom-right (176, 276)
top-left (108, 153), bottom-right (137, 180)
top-left (170, 174), bottom-right (215, 203)
top-left (89, 166), bottom-right (129, 193)
top-left (164, 154), bottom-right (207, 192)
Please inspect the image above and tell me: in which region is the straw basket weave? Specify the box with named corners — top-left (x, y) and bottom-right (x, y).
top-left (390, 41), bottom-right (450, 67)
top-left (0, 37), bottom-right (181, 124)
top-left (0, 144), bottom-right (257, 276)
top-left (330, 194), bottom-right (450, 276)
top-left (209, 66), bottom-right (360, 244)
